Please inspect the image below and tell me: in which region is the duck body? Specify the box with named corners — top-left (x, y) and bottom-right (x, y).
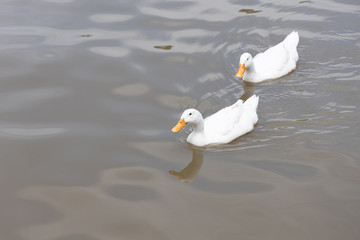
top-left (236, 31), bottom-right (299, 83)
top-left (172, 95), bottom-right (259, 147)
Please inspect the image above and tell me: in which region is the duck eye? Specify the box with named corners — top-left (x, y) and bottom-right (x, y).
top-left (189, 113), bottom-right (192, 116)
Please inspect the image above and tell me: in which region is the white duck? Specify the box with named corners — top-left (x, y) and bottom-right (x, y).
top-left (236, 31), bottom-right (299, 83)
top-left (171, 95), bottom-right (259, 147)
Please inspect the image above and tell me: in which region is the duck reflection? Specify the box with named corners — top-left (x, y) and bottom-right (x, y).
top-left (240, 82), bottom-right (256, 101)
top-left (169, 147), bottom-right (204, 183)
top-left (169, 83), bottom-right (256, 183)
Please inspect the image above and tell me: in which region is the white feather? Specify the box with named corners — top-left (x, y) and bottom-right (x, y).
top-left (238, 31), bottom-right (299, 83)
top-left (173, 95), bottom-right (259, 147)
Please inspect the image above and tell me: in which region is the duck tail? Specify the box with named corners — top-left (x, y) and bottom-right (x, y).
top-left (244, 95), bottom-right (259, 111)
top-left (284, 31), bottom-right (299, 48)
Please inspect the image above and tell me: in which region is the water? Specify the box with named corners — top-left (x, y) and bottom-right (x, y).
top-left (0, 0), bottom-right (359, 239)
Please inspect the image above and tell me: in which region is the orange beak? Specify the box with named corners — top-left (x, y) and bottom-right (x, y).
top-left (171, 118), bottom-right (187, 132)
top-left (236, 64), bottom-right (245, 78)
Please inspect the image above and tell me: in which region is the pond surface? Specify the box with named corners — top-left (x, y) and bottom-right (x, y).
top-left (0, 0), bottom-right (359, 239)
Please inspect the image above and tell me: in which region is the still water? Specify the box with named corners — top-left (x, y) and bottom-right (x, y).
top-left (0, 0), bottom-right (359, 239)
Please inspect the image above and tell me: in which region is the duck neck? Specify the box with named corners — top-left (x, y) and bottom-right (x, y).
top-left (187, 120), bottom-right (207, 146)
top-left (243, 62), bottom-right (257, 81)
top-left (246, 62), bottom-right (256, 75)
top-left (192, 120), bottom-right (205, 134)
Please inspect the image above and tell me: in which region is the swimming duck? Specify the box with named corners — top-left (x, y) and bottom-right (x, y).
top-left (236, 31), bottom-right (299, 83)
top-left (171, 95), bottom-right (259, 147)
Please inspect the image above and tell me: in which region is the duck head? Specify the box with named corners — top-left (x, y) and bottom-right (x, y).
top-left (172, 109), bottom-right (203, 132)
top-left (236, 52), bottom-right (253, 78)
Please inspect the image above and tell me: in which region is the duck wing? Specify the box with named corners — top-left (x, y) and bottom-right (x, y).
top-left (254, 31), bottom-right (299, 78)
top-left (203, 100), bottom-right (245, 143)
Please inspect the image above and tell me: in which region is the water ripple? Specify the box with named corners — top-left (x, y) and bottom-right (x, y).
top-left (0, 26), bottom-right (137, 47)
top-left (139, 0), bottom-right (239, 22)
top-left (0, 88), bottom-right (71, 112)
top-left (89, 14), bottom-right (133, 23)
top-left (42, 0), bottom-right (73, 3)
top-left (1, 127), bottom-right (68, 138)
top-left (89, 46), bottom-right (130, 58)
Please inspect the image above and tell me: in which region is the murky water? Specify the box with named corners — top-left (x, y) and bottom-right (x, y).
top-left (1, 0), bottom-right (360, 239)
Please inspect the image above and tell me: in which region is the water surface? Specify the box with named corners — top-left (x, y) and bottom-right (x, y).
top-left (0, 0), bottom-right (360, 239)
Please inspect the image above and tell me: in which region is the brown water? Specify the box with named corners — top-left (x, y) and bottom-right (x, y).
top-left (1, 0), bottom-right (360, 239)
